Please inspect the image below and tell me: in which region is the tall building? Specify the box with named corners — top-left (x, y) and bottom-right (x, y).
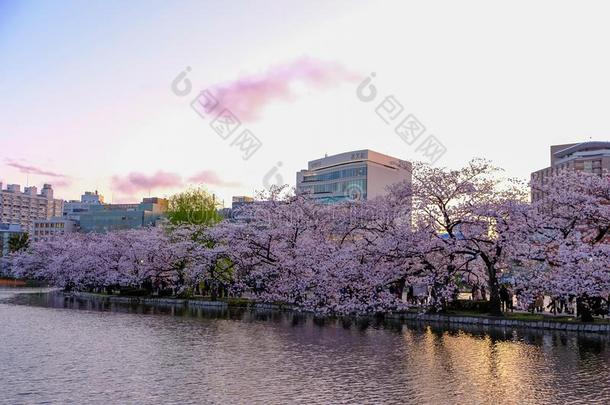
top-left (296, 149), bottom-right (411, 202)
top-left (78, 197), bottom-right (168, 233)
top-left (531, 141), bottom-right (610, 200)
top-left (0, 183), bottom-right (63, 233)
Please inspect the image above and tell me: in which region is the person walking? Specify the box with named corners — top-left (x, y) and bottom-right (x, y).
top-left (500, 285), bottom-right (509, 312)
top-left (535, 295), bottom-right (545, 313)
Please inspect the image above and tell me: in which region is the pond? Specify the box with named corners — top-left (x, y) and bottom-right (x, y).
top-left (1, 288), bottom-right (610, 404)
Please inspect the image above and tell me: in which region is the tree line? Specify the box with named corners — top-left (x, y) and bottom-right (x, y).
top-left (5, 159), bottom-right (610, 321)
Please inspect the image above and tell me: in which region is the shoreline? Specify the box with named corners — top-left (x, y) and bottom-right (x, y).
top-left (69, 291), bottom-right (610, 334)
top-left (0, 278), bottom-right (26, 287)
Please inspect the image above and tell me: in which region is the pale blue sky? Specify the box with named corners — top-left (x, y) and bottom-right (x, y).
top-left (2, 0), bottom-right (610, 204)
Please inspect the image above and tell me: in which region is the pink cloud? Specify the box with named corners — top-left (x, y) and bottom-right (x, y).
top-left (111, 171), bottom-right (183, 194)
top-left (111, 170), bottom-right (239, 196)
top-left (206, 57), bottom-right (359, 121)
top-left (187, 170), bottom-right (241, 188)
top-left (5, 159), bottom-right (67, 178)
top-left (50, 179), bottom-right (72, 188)
top-left (3, 159), bottom-right (72, 188)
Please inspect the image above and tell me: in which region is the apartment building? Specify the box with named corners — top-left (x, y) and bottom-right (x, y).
top-left (0, 183), bottom-right (64, 233)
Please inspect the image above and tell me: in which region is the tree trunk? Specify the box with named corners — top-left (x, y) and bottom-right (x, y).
top-left (486, 266), bottom-right (503, 317)
top-left (211, 282), bottom-right (218, 301)
top-left (577, 297), bottom-right (594, 322)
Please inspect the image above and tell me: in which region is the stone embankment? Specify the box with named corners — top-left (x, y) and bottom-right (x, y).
top-left (71, 292), bottom-right (610, 334)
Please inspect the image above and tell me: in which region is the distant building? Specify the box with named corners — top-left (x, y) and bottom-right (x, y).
top-left (78, 197), bottom-right (168, 233)
top-left (63, 191), bottom-right (104, 221)
top-left (232, 196), bottom-right (254, 209)
top-left (0, 183), bottom-right (63, 233)
top-left (32, 218), bottom-right (78, 242)
top-left (218, 196), bottom-right (256, 221)
top-left (81, 191), bottom-right (105, 205)
top-left (0, 223), bottom-right (24, 258)
top-left (296, 149), bottom-right (411, 203)
top-left (531, 141), bottom-right (610, 200)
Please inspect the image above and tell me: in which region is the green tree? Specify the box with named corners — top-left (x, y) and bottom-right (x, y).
top-left (166, 187), bottom-right (223, 226)
top-left (8, 233), bottom-right (29, 253)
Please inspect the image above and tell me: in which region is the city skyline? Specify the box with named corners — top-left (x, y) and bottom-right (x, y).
top-left (2, 1), bottom-right (610, 204)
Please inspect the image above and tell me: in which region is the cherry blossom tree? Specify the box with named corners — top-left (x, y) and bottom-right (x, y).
top-left (512, 171), bottom-right (610, 320)
top-left (387, 159), bottom-right (527, 315)
top-left (8, 228), bottom-right (188, 293)
top-left (213, 186), bottom-right (411, 314)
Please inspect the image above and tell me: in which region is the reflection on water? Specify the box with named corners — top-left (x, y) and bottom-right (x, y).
top-left (1, 289), bottom-right (610, 404)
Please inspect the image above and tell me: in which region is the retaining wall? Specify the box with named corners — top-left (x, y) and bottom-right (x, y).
top-left (71, 292), bottom-right (610, 334)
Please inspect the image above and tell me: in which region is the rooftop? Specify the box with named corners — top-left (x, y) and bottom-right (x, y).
top-left (306, 149), bottom-right (406, 171)
top-left (553, 141), bottom-right (610, 159)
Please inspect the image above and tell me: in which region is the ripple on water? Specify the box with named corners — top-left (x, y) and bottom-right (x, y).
top-left (1, 289), bottom-right (610, 404)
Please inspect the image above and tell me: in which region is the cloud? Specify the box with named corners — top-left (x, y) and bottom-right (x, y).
top-left (187, 170), bottom-right (241, 188)
top-left (50, 179), bottom-right (72, 188)
top-left (111, 170), bottom-right (239, 196)
top-left (5, 159), bottom-right (67, 178)
top-left (111, 171), bottom-right (183, 194)
top-left (206, 57), bottom-right (359, 122)
top-left (3, 159), bottom-right (72, 188)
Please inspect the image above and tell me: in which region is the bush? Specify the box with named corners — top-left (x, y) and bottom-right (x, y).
top-left (157, 288), bottom-right (174, 297)
top-left (176, 288), bottom-right (194, 299)
top-left (225, 297), bottom-right (253, 307)
top-left (118, 288), bottom-right (149, 297)
top-left (447, 299), bottom-right (491, 313)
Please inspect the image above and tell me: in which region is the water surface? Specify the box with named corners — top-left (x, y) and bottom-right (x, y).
top-left (1, 289), bottom-right (610, 404)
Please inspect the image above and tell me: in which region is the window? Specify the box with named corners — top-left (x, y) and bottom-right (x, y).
top-left (584, 161), bottom-right (593, 172)
top-left (303, 166), bottom-right (367, 183)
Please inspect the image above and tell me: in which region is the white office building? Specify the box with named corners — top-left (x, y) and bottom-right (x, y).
top-left (296, 149), bottom-right (411, 202)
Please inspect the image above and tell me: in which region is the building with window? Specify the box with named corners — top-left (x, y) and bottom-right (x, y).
top-left (232, 196), bottom-right (254, 209)
top-left (63, 191), bottom-right (104, 221)
top-left (0, 223), bottom-right (24, 259)
top-left (78, 197), bottom-right (168, 233)
top-left (531, 141), bottom-right (610, 200)
top-left (0, 183), bottom-right (63, 233)
top-left (296, 149), bottom-right (411, 203)
top-left (218, 196), bottom-right (255, 221)
top-left (32, 218), bottom-right (78, 242)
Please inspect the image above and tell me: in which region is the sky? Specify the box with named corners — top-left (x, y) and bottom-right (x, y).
top-left (2, 0), bottom-right (610, 205)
